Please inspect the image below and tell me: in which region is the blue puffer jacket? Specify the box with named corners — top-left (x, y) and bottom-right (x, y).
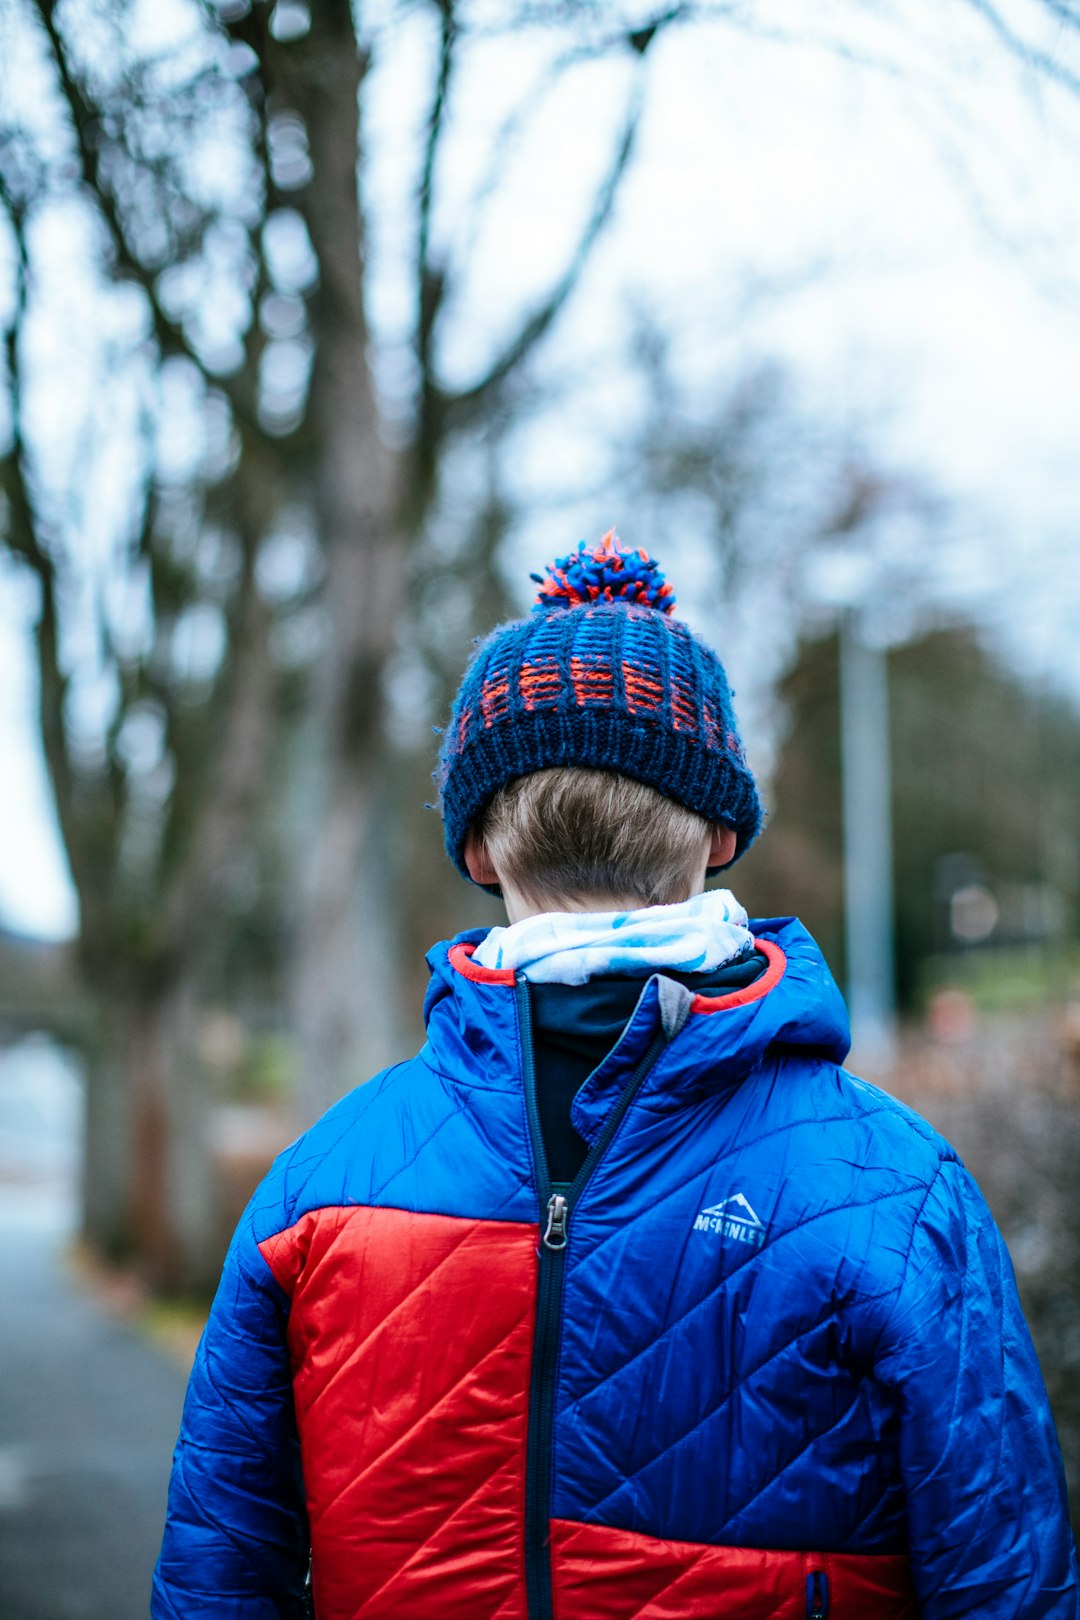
top-left (153, 918), bottom-right (1079, 1620)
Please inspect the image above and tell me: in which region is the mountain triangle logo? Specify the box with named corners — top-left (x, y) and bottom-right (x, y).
top-left (693, 1192), bottom-right (767, 1247)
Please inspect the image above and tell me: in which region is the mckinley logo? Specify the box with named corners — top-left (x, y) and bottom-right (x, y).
top-left (693, 1193), bottom-right (766, 1247)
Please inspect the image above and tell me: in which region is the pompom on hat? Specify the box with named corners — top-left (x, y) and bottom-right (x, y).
top-left (437, 529), bottom-right (763, 886)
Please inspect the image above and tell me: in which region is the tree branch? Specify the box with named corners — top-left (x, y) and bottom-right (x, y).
top-left (32, 0), bottom-right (264, 437)
top-left (442, 67), bottom-right (646, 429)
top-left (0, 190), bottom-right (99, 929)
top-left (159, 525), bottom-right (276, 966)
top-left (1026, 0), bottom-right (1080, 31)
top-left (417, 0), bottom-right (457, 367)
top-left (448, 29), bottom-right (637, 322)
top-left (960, 0), bottom-right (1080, 95)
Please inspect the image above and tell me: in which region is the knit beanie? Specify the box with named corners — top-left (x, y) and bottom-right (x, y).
top-left (437, 530), bottom-right (763, 886)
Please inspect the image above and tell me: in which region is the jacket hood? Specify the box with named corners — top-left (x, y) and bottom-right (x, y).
top-left (423, 917), bottom-right (850, 1131)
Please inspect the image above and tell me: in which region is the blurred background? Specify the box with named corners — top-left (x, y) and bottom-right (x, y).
top-left (1, 0), bottom-right (1079, 1611)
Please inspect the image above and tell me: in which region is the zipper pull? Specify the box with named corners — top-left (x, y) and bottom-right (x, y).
top-left (542, 1193), bottom-right (569, 1250)
top-left (806, 1569), bottom-right (829, 1619)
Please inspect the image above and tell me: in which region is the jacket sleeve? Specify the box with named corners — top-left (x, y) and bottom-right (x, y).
top-left (151, 1204), bottom-right (309, 1619)
top-left (874, 1156), bottom-right (1079, 1619)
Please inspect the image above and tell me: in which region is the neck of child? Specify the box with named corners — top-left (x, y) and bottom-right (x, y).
top-left (501, 884), bottom-right (703, 925)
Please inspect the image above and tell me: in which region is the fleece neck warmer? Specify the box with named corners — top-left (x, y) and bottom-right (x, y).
top-left (472, 886), bottom-right (754, 986)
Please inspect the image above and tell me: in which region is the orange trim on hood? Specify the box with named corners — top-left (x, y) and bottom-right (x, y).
top-left (449, 940), bottom-right (517, 985)
top-left (691, 938), bottom-right (786, 1015)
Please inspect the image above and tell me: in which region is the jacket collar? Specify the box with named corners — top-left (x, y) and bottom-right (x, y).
top-left (423, 918), bottom-right (851, 1130)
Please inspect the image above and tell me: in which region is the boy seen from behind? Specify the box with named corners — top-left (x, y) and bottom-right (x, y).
top-left (154, 532), bottom-right (1079, 1619)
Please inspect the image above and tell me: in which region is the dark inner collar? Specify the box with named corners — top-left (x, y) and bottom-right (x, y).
top-left (527, 947), bottom-right (768, 1184)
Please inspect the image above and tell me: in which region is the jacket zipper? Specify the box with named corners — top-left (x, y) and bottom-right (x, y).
top-left (517, 979), bottom-right (668, 1620)
top-left (806, 1567), bottom-right (829, 1619)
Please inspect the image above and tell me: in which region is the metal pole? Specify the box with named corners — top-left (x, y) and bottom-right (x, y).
top-left (839, 609), bottom-right (897, 1068)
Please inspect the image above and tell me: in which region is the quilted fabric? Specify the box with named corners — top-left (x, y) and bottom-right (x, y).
top-left (152, 918), bottom-right (1079, 1619)
top-left (548, 1524), bottom-right (919, 1619)
top-left (262, 1205), bottom-right (536, 1619)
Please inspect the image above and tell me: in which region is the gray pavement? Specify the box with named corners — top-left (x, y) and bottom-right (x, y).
top-left (0, 1039), bottom-right (188, 1620)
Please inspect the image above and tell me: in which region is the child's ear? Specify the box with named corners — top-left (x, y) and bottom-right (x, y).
top-left (464, 828), bottom-right (500, 887)
top-left (707, 824), bottom-right (738, 868)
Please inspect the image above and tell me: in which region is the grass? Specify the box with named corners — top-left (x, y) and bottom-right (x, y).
top-left (919, 942), bottom-right (1080, 1015)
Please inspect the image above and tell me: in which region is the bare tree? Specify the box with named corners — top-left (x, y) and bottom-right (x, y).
top-left (0, 0), bottom-right (676, 1288)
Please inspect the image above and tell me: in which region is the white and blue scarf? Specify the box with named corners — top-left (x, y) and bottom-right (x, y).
top-left (472, 888), bottom-right (754, 986)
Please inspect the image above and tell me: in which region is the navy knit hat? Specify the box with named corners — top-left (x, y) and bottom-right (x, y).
top-left (437, 530), bottom-right (762, 886)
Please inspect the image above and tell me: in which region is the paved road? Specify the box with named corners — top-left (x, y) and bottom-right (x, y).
top-left (0, 1039), bottom-right (188, 1620)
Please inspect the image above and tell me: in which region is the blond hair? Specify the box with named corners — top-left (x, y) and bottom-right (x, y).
top-left (474, 767), bottom-right (713, 910)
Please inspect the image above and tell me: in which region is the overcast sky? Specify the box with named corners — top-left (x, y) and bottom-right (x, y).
top-left (3, 0), bottom-right (1080, 939)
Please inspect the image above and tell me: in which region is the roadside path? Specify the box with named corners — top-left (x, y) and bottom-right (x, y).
top-left (0, 1039), bottom-right (188, 1620)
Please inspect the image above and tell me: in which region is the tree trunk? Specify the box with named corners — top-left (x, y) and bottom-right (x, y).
top-left (82, 1002), bottom-right (137, 1264)
top-left (83, 976), bottom-right (220, 1294)
top-left (283, 0), bottom-right (408, 1119)
top-left (291, 745), bottom-right (405, 1122)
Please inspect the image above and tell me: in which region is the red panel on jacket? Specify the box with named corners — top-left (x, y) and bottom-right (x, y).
top-left (550, 1519), bottom-right (919, 1619)
top-left (260, 1206), bottom-right (537, 1620)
